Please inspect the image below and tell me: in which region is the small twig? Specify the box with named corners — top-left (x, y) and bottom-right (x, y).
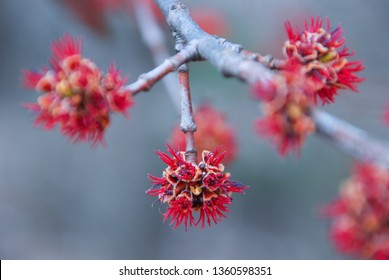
top-left (175, 36), bottom-right (197, 163)
top-left (216, 38), bottom-right (286, 70)
top-left (255, 54), bottom-right (287, 70)
top-left (178, 63), bottom-right (197, 163)
top-left (124, 42), bottom-right (198, 95)
top-left (312, 109), bottom-right (389, 167)
top-left (133, 0), bottom-right (181, 111)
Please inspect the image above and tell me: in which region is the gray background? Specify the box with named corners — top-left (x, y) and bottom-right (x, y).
top-left (1, 0), bottom-right (388, 259)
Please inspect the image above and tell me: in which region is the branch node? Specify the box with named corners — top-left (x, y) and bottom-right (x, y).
top-left (178, 64), bottom-right (188, 73)
top-left (217, 37), bottom-right (243, 53)
top-left (137, 75), bottom-right (151, 90)
top-left (170, 3), bottom-right (186, 11)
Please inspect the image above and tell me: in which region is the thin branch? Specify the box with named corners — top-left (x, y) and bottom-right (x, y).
top-left (312, 109), bottom-right (389, 167)
top-left (178, 63), bottom-right (197, 163)
top-left (124, 42), bottom-right (198, 95)
top-left (175, 36), bottom-right (197, 163)
top-left (133, 0), bottom-right (181, 111)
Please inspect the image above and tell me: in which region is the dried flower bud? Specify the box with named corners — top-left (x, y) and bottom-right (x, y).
top-left (147, 146), bottom-right (248, 230)
top-left (284, 17), bottom-right (364, 104)
top-left (252, 64), bottom-right (315, 156)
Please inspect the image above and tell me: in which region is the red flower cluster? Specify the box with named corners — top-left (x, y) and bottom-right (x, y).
top-left (325, 163), bottom-right (389, 259)
top-left (23, 34), bottom-right (133, 145)
top-left (284, 17), bottom-right (364, 104)
top-left (252, 17), bottom-right (364, 155)
top-left (253, 66), bottom-right (316, 156)
top-left (169, 104), bottom-right (237, 165)
top-left (147, 146), bottom-right (248, 230)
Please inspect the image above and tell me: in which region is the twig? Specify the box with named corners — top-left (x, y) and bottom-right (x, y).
top-left (175, 36), bottom-right (197, 163)
top-left (216, 38), bottom-right (286, 69)
top-left (312, 110), bottom-right (389, 167)
top-left (178, 63), bottom-right (197, 163)
top-left (124, 42), bottom-right (198, 95)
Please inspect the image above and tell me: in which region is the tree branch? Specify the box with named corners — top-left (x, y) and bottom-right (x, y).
top-left (178, 63), bottom-right (197, 163)
top-left (124, 42), bottom-right (198, 95)
top-left (312, 110), bottom-right (389, 167)
top-left (155, 0), bottom-right (275, 86)
top-left (174, 35), bottom-right (198, 162)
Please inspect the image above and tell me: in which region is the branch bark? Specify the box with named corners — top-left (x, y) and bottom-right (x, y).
top-left (124, 42), bottom-right (198, 95)
top-left (155, 0), bottom-right (275, 86)
top-left (312, 110), bottom-right (389, 167)
top-left (178, 63), bottom-right (197, 163)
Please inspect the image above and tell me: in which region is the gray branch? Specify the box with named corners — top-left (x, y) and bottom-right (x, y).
top-left (155, 0), bottom-right (275, 86)
top-left (313, 110), bottom-right (389, 167)
top-left (178, 63), bottom-right (197, 163)
top-left (124, 42), bottom-right (198, 95)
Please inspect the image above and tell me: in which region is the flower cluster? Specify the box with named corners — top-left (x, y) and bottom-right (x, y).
top-left (23, 34), bottom-right (133, 145)
top-left (253, 65), bottom-right (316, 156)
top-left (325, 163), bottom-right (389, 259)
top-left (147, 146), bottom-right (248, 230)
top-left (284, 17), bottom-right (364, 104)
top-left (169, 104), bottom-right (237, 165)
top-left (253, 16), bottom-right (364, 155)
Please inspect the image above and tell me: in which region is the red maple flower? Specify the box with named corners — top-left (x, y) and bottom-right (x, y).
top-left (284, 16), bottom-right (364, 104)
top-left (252, 64), bottom-right (316, 156)
top-left (324, 163), bottom-right (389, 259)
top-left (147, 146), bottom-right (248, 230)
top-left (169, 104), bottom-right (237, 165)
top-left (23, 34), bottom-right (133, 145)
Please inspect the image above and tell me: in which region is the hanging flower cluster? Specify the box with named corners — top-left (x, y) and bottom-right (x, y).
top-left (253, 16), bottom-right (364, 156)
top-left (325, 163), bottom-right (389, 259)
top-left (284, 16), bottom-right (364, 104)
top-left (169, 104), bottom-right (237, 165)
top-left (147, 146), bottom-right (248, 230)
top-left (23, 34), bottom-right (133, 145)
top-left (252, 65), bottom-right (316, 156)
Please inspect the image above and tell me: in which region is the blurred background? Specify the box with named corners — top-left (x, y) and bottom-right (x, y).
top-left (1, 0), bottom-right (389, 259)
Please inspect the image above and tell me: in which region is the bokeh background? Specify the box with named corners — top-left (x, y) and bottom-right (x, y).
top-left (1, 0), bottom-right (389, 259)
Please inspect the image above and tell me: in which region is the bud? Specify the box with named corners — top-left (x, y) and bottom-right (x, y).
top-left (284, 17), bottom-right (364, 104)
top-left (147, 146), bottom-right (248, 230)
top-left (252, 64), bottom-right (315, 156)
top-left (23, 34), bottom-right (133, 145)
top-left (324, 163), bottom-right (389, 259)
